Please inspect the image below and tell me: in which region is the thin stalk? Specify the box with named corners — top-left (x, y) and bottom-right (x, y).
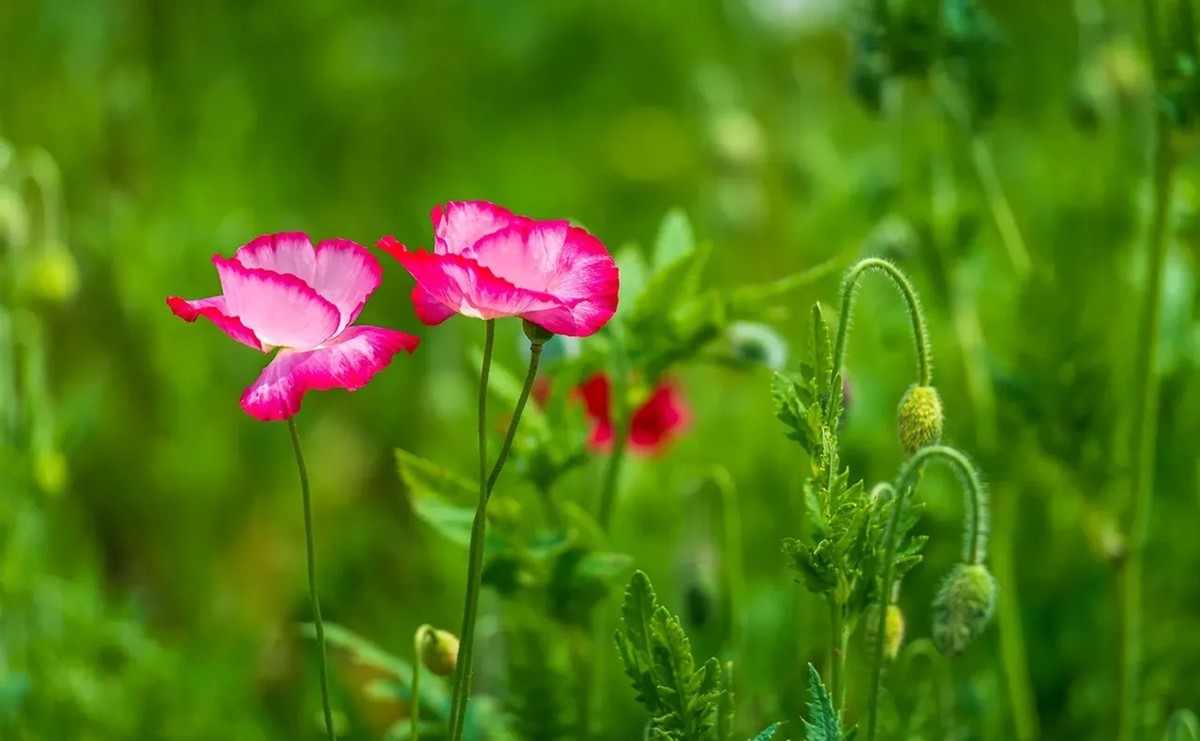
top-left (597, 405), bottom-right (630, 531)
top-left (447, 319), bottom-right (496, 740)
top-left (448, 322), bottom-right (545, 740)
top-left (288, 417), bottom-right (336, 741)
top-left (831, 258), bottom-right (933, 398)
top-left (412, 626), bottom-right (430, 741)
top-left (865, 445), bottom-right (988, 741)
top-left (1118, 0), bottom-right (1174, 735)
top-left (711, 467), bottom-right (747, 703)
top-left (969, 138), bottom-right (1033, 279)
top-left (994, 484), bottom-right (1039, 740)
top-left (829, 599), bottom-right (846, 712)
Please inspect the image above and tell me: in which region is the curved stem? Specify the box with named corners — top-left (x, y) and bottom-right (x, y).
top-left (412, 625), bottom-right (430, 741)
top-left (288, 417), bottom-right (336, 741)
top-left (831, 258), bottom-right (933, 396)
top-left (449, 323), bottom-right (545, 740)
top-left (447, 319), bottom-right (496, 740)
top-left (1118, 2), bottom-right (1174, 736)
top-left (864, 445), bottom-right (988, 741)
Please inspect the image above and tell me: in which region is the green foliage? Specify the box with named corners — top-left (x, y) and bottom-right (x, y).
top-left (615, 571), bottom-right (729, 740)
top-left (801, 664), bottom-right (844, 741)
top-left (750, 723), bottom-right (782, 741)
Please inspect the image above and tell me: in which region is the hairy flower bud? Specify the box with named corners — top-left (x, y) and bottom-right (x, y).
top-left (932, 563), bottom-right (996, 657)
top-left (867, 603), bottom-right (906, 661)
top-left (419, 628), bottom-right (459, 677)
top-left (898, 384), bottom-right (944, 455)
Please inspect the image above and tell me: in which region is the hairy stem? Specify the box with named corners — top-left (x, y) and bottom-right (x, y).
top-left (449, 323), bottom-right (544, 740)
top-left (865, 445), bottom-right (988, 741)
top-left (288, 417), bottom-right (336, 741)
top-left (412, 625), bottom-right (430, 741)
top-left (1118, 1), bottom-right (1174, 736)
top-left (829, 598), bottom-right (846, 712)
top-left (831, 258), bottom-right (933, 398)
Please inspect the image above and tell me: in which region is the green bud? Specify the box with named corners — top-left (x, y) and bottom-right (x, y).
top-left (932, 563), bottom-right (996, 657)
top-left (522, 319), bottom-right (555, 346)
top-left (898, 384), bottom-right (944, 455)
top-left (867, 603), bottom-right (906, 661)
top-left (26, 243), bottom-right (80, 303)
top-left (419, 627), bottom-right (459, 677)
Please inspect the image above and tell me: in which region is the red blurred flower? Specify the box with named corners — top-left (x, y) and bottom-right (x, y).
top-left (577, 373), bottom-right (690, 456)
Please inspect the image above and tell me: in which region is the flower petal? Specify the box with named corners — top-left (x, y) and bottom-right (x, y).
top-left (432, 201), bottom-right (527, 255)
top-left (411, 284), bottom-right (457, 325)
top-left (234, 232), bottom-right (317, 284)
top-left (512, 223), bottom-right (619, 337)
top-left (312, 238), bottom-right (383, 336)
top-left (379, 241), bottom-right (561, 323)
top-left (240, 326), bottom-right (420, 421)
top-left (166, 295), bottom-right (265, 351)
top-left (214, 256), bottom-right (340, 349)
top-left (628, 380), bottom-right (690, 455)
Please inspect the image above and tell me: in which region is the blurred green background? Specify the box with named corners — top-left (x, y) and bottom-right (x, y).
top-left (3, 0), bottom-right (1200, 739)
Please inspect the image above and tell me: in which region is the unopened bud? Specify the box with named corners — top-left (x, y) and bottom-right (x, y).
top-left (522, 319), bottom-right (555, 347)
top-left (867, 603), bottom-right (906, 661)
top-left (898, 384), bottom-right (944, 455)
top-left (932, 563), bottom-right (996, 657)
top-left (419, 627), bottom-right (459, 677)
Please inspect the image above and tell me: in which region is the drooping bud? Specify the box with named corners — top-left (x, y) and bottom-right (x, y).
top-left (932, 563), bottom-right (996, 657)
top-left (418, 627), bottom-right (459, 677)
top-left (897, 384), bottom-right (944, 455)
top-left (522, 319), bottom-right (555, 347)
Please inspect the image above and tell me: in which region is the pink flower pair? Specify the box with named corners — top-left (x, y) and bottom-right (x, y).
top-left (168, 202), bottom-right (620, 421)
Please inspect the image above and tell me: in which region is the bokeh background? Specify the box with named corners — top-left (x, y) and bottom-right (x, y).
top-left (3, 0), bottom-right (1200, 739)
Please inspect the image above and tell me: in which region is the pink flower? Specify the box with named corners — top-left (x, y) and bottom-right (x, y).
top-left (167, 233), bottom-right (420, 421)
top-left (576, 373), bottom-right (691, 456)
top-left (377, 201), bottom-right (619, 337)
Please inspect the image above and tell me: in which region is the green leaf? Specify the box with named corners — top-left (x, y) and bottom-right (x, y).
top-left (811, 303), bottom-right (832, 396)
top-left (616, 241), bottom-right (651, 310)
top-left (802, 664), bottom-right (842, 741)
top-left (751, 722), bottom-right (783, 741)
top-left (653, 207), bottom-right (695, 269)
top-left (396, 449), bottom-right (503, 551)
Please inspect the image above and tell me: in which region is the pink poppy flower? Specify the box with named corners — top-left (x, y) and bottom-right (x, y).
top-left (377, 201), bottom-right (619, 337)
top-left (576, 373), bottom-right (691, 456)
top-left (167, 232), bottom-right (420, 421)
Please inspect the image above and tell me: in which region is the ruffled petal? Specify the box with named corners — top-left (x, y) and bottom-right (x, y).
top-left (214, 256), bottom-right (340, 349)
top-left (240, 326), bottom-right (420, 421)
top-left (166, 295), bottom-right (265, 351)
top-left (432, 200), bottom-right (527, 255)
top-left (411, 284), bottom-right (457, 326)
top-left (312, 238), bottom-right (382, 336)
top-left (378, 239), bottom-right (561, 323)
top-left (515, 224), bottom-right (619, 337)
top-left (233, 232), bottom-right (317, 284)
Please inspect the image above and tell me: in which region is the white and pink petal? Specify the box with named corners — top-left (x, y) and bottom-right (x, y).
top-left (240, 326), bottom-right (420, 421)
top-left (167, 295), bottom-right (265, 351)
top-left (233, 232), bottom-right (317, 283)
top-left (312, 238), bottom-right (383, 336)
top-left (432, 201), bottom-right (528, 255)
top-left (214, 256), bottom-right (340, 349)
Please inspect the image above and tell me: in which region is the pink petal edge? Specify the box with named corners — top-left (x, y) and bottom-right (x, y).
top-left (240, 326), bottom-right (421, 421)
top-left (233, 232), bottom-right (317, 283)
top-left (213, 255), bottom-right (341, 349)
top-left (167, 295), bottom-right (265, 351)
top-left (312, 238), bottom-right (383, 336)
top-left (432, 200), bottom-right (528, 255)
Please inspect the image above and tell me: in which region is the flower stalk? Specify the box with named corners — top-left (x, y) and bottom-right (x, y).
top-left (448, 320), bottom-right (545, 740)
top-left (288, 417), bottom-right (336, 741)
top-left (865, 445), bottom-right (990, 741)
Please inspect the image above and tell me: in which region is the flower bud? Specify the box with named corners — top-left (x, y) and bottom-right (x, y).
top-left (897, 384), bottom-right (944, 455)
top-left (522, 319), bottom-right (555, 347)
top-left (26, 243), bottom-right (80, 303)
top-left (932, 563), bottom-right (996, 657)
top-left (419, 627), bottom-right (459, 677)
top-left (867, 603), bottom-right (906, 661)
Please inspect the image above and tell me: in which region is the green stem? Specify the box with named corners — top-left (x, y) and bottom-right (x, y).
top-left (288, 417), bottom-right (336, 741)
top-left (831, 258), bottom-right (933, 395)
top-left (969, 137), bottom-right (1033, 279)
top-left (829, 598), bottom-right (845, 712)
top-left (994, 485), bottom-right (1039, 740)
top-left (597, 407), bottom-right (630, 531)
top-left (448, 322), bottom-right (545, 740)
top-left (447, 319), bottom-right (496, 740)
top-left (865, 445), bottom-right (988, 741)
top-left (1118, 2), bottom-right (1174, 735)
top-left (712, 467), bottom-right (747, 703)
top-left (412, 625), bottom-right (429, 741)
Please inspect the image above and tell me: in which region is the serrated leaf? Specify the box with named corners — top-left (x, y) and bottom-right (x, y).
top-left (620, 571), bottom-right (659, 659)
top-left (802, 664), bottom-right (842, 741)
top-left (751, 722), bottom-right (784, 740)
